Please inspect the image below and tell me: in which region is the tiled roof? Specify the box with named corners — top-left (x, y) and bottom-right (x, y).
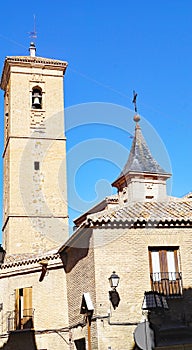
top-left (183, 192), bottom-right (192, 199)
top-left (113, 123), bottom-right (170, 186)
top-left (86, 199), bottom-right (192, 225)
top-left (74, 194), bottom-right (119, 226)
top-left (5, 56), bottom-right (68, 66)
top-left (2, 250), bottom-right (60, 269)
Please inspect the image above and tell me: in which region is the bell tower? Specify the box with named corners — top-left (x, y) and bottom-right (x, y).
top-left (1, 43), bottom-right (68, 255)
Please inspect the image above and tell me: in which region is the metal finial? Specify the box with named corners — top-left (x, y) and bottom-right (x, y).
top-left (132, 90), bottom-right (138, 113)
top-left (29, 14), bottom-right (37, 41)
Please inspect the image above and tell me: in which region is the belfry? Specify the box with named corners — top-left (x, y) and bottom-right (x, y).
top-left (1, 43), bottom-right (68, 255)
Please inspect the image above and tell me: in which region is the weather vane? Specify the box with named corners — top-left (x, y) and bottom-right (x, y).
top-left (132, 90), bottom-right (138, 113)
top-left (29, 14), bottom-right (37, 41)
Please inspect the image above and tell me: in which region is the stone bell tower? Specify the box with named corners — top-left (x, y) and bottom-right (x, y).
top-left (0, 43), bottom-right (68, 255)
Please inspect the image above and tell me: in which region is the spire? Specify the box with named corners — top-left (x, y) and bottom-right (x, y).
top-left (112, 115), bottom-right (169, 189)
top-left (120, 116), bottom-right (168, 176)
top-left (112, 111), bottom-right (171, 203)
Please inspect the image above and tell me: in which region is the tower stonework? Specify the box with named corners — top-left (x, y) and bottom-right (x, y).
top-left (1, 51), bottom-right (68, 255)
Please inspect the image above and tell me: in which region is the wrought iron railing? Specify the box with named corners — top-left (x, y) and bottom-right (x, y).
top-left (7, 308), bottom-right (34, 332)
top-left (150, 272), bottom-right (182, 296)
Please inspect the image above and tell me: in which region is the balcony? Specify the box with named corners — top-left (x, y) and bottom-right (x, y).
top-left (8, 308), bottom-right (34, 332)
top-left (150, 272), bottom-right (183, 297)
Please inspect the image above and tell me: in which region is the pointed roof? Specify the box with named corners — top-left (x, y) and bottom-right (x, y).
top-left (112, 115), bottom-right (170, 187)
top-left (121, 123), bottom-right (168, 174)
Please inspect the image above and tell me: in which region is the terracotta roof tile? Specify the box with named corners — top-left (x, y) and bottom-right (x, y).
top-left (86, 199), bottom-right (192, 225)
top-left (2, 251), bottom-right (60, 268)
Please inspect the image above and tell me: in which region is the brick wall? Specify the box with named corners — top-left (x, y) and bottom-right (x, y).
top-left (64, 224), bottom-right (192, 350)
top-left (0, 257), bottom-right (69, 350)
top-left (62, 228), bottom-right (98, 349)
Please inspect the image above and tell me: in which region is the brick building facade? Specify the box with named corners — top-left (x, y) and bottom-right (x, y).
top-left (59, 116), bottom-right (192, 349)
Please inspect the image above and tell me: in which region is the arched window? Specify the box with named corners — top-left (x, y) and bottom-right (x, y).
top-left (32, 87), bottom-right (42, 109)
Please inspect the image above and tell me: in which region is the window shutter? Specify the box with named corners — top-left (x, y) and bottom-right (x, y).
top-left (23, 287), bottom-right (32, 328)
top-left (23, 287), bottom-right (32, 310)
top-left (159, 249), bottom-right (168, 276)
top-left (174, 249), bottom-right (179, 273)
top-left (15, 289), bottom-right (20, 330)
top-left (148, 250), bottom-right (152, 274)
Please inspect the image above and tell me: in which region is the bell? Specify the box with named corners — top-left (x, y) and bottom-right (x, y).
top-left (32, 96), bottom-right (41, 109)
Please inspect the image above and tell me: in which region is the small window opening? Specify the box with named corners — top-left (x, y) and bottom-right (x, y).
top-left (146, 195), bottom-right (154, 200)
top-left (74, 338), bottom-right (86, 350)
top-left (32, 87), bottom-right (42, 109)
top-left (34, 162), bottom-right (40, 171)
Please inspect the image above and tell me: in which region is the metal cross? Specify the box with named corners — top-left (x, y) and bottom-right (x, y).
top-left (132, 90), bottom-right (138, 113)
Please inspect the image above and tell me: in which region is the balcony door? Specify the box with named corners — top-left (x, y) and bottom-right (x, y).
top-left (15, 287), bottom-right (33, 330)
top-left (149, 247), bottom-right (182, 296)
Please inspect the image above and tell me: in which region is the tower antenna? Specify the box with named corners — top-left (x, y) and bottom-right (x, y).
top-left (29, 14), bottom-right (37, 41)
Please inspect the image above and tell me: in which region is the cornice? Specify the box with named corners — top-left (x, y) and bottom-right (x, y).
top-left (0, 56), bottom-right (68, 91)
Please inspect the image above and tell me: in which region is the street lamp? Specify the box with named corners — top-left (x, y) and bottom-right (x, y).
top-left (108, 271), bottom-right (120, 290)
top-left (0, 244), bottom-right (6, 265)
top-left (109, 272), bottom-right (120, 309)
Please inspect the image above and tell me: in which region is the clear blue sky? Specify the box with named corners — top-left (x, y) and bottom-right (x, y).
top-left (0, 0), bottom-right (192, 235)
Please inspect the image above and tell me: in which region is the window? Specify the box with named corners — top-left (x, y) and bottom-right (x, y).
top-left (32, 87), bottom-right (42, 109)
top-left (145, 195), bottom-right (154, 200)
top-left (74, 338), bottom-right (86, 350)
top-left (34, 161), bottom-right (40, 171)
top-left (149, 247), bottom-right (182, 296)
top-left (15, 287), bottom-right (33, 330)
